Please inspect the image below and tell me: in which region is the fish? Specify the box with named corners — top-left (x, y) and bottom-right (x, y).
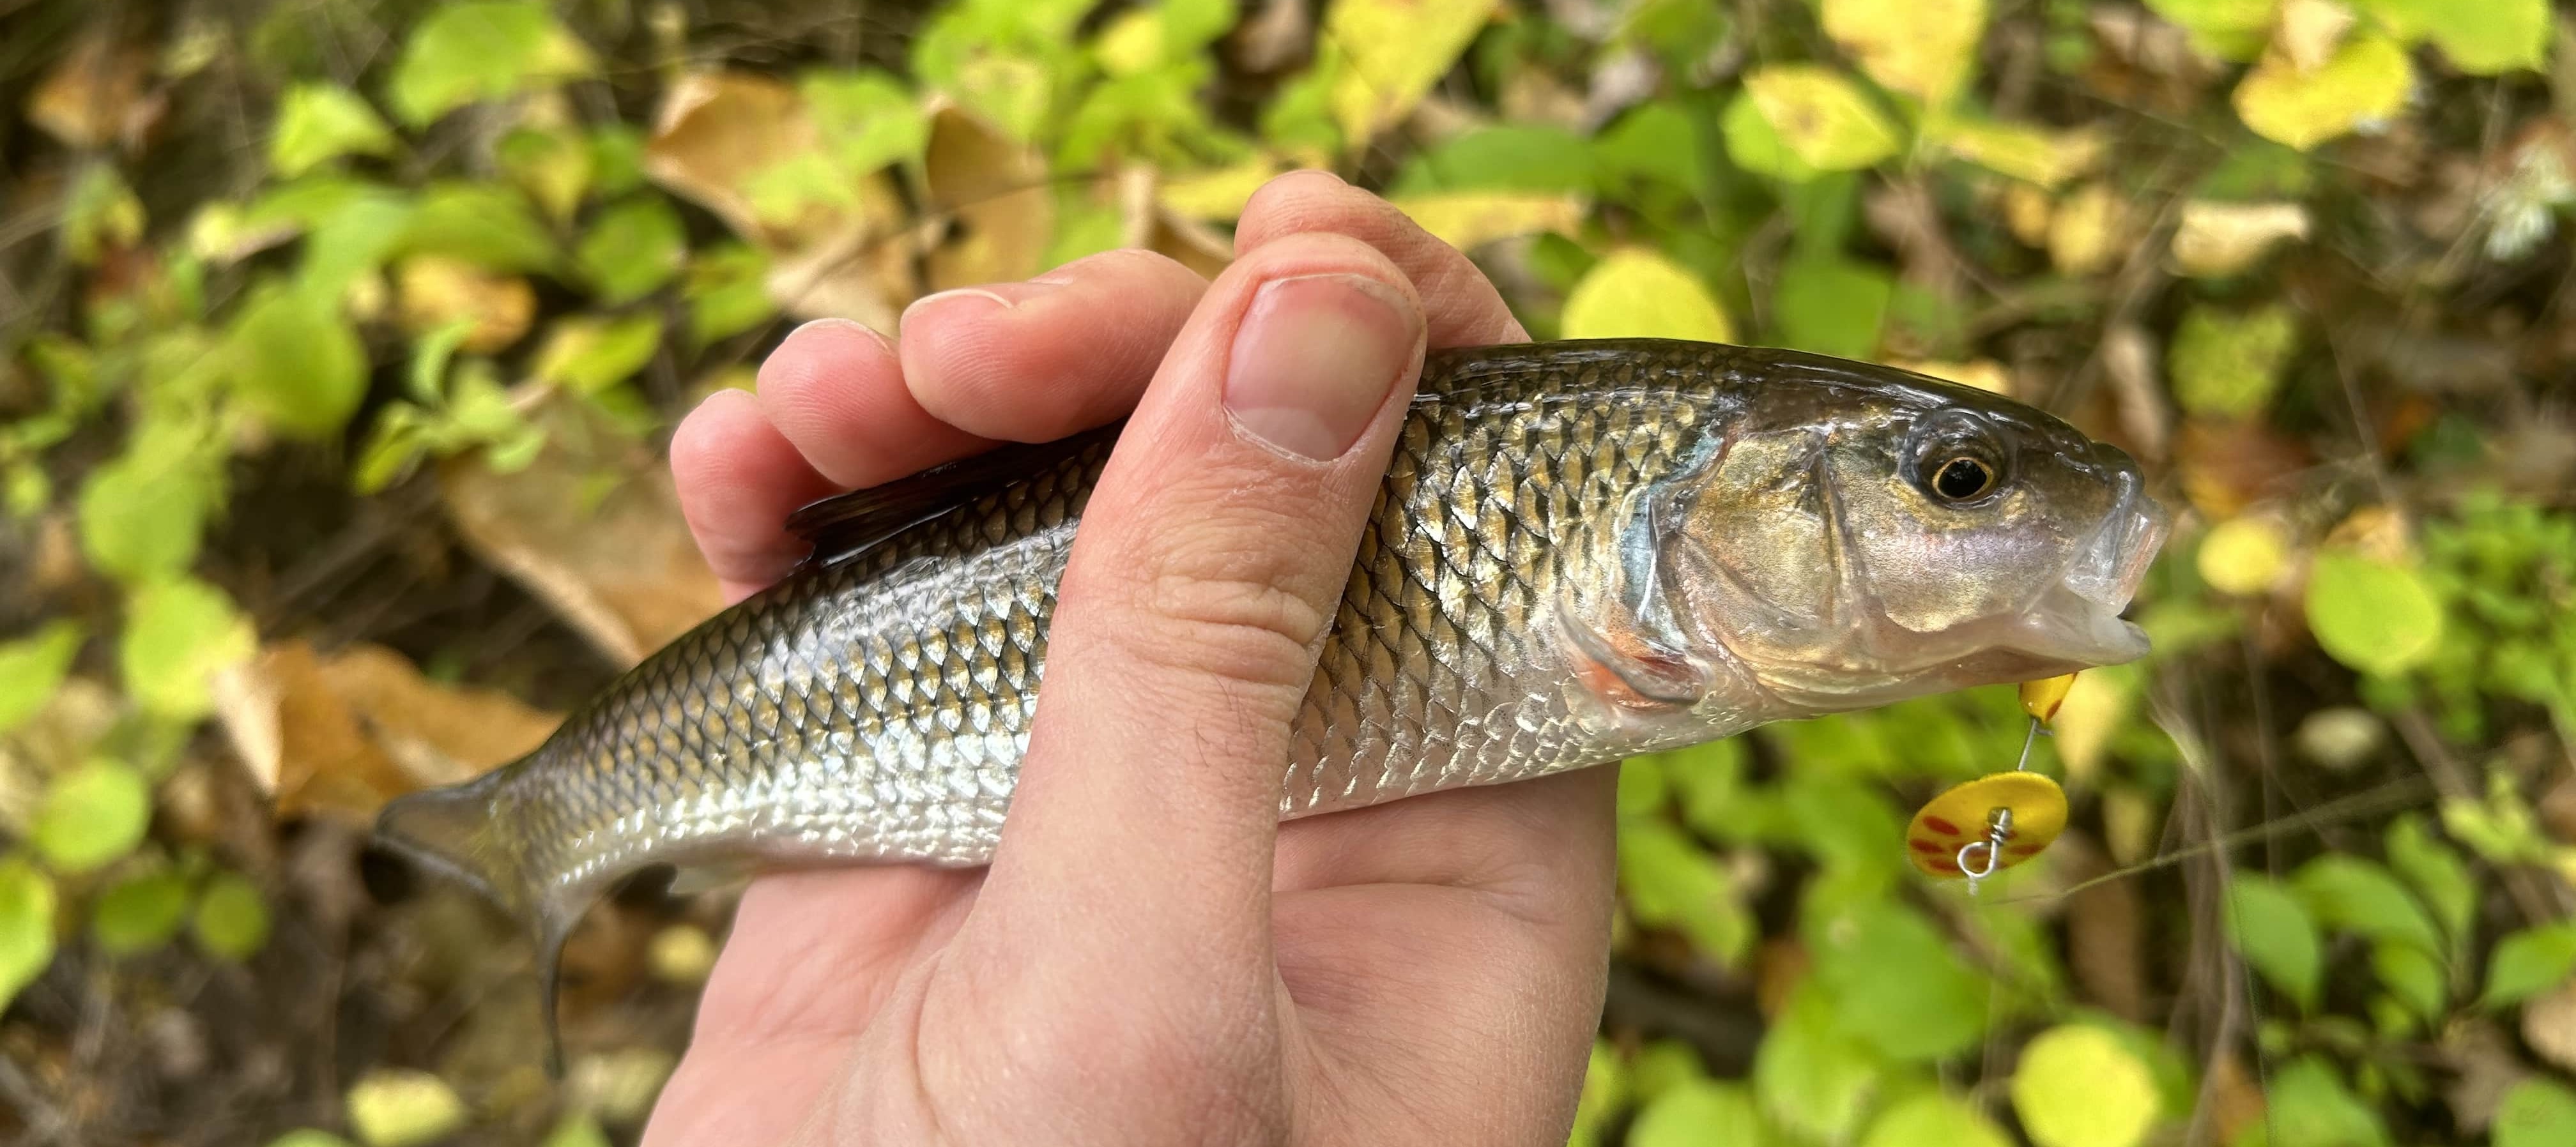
top-left (374, 337), bottom-right (2169, 1045)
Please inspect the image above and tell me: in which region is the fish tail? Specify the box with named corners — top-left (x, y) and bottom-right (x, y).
top-left (374, 765), bottom-right (576, 1076)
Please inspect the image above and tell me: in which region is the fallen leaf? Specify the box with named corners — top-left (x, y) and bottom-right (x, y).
top-left (2274, 0), bottom-right (2356, 73)
top-left (214, 640), bottom-right (561, 818)
top-left (2233, 33), bottom-right (2414, 151)
top-left (438, 395), bottom-right (723, 667)
top-left (1745, 65), bottom-right (1905, 172)
top-left (2002, 182), bottom-right (2054, 247)
top-left (1326, 0), bottom-right (1498, 143)
top-left (1928, 116), bottom-right (2105, 188)
top-left (2205, 1048), bottom-right (2270, 1144)
top-left (644, 71), bottom-right (820, 247)
top-left (2198, 513), bottom-right (2292, 596)
top-left (2048, 181), bottom-right (2129, 276)
top-left (2445, 1021), bottom-right (2532, 1134)
top-left (1159, 158), bottom-right (1287, 221)
top-left (1388, 192), bottom-right (1586, 250)
top-left (26, 36), bottom-right (158, 151)
top-left (2170, 200), bottom-right (2310, 277)
top-left (1823, 0), bottom-right (1988, 107)
top-left (924, 103), bottom-right (1055, 292)
top-left (395, 256), bottom-right (536, 353)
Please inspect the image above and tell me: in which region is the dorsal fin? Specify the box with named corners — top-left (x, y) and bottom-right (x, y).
top-left (785, 422), bottom-right (1125, 565)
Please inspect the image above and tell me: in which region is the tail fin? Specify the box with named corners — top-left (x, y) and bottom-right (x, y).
top-left (375, 767), bottom-right (575, 1075)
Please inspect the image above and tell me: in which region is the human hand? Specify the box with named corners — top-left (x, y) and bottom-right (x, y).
top-left (646, 173), bottom-right (1618, 1146)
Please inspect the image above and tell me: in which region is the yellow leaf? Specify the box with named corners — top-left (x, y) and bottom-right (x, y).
top-left (395, 257), bottom-right (535, 353)
top-left (1160, 159), bottom-right (1287, 221)
top-left (1744, 66), bottom-right (1904, 172)
top-left (2232, 33), bottom-right (2414, 151)
top-left (1389, 192), bottom-right (1586, 250)
top-left (1928, 116), bottom-right (2104, 188)
top-left (1887, 358), bottom-right (2011, 394)
top-left (2050, 665), bottom-right (2134, 783)
top-left (924, 103), bottom-right (1054, 292)
top-left (2048, 182), bottom-right (2129, 276)
top-left (1561, 249), bottom-right (1735, 342)
top-left (2170, 200), bottom-right (2310, 277)
top-left (2198, 515), bottom-right (2292, 596)
top-left (1823, 0), bottom-right (1989, 106)
top-left (1327, 0), bottom-right (1498, 143)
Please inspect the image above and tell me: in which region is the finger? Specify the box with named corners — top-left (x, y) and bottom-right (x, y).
top-left (962, 231), bottom-right (1428, 1014)
top-left (669, 388), bottom-right (845, 600)
top-left (754, 317), bottom-right (992, 491)
top-left (900, 248), bottom-right (1210, 442)
top-left (1236, 171), bottom-right (1529, 347)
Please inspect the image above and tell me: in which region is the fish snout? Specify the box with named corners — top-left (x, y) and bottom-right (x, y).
top-left (2060, 455), bottom-right (2170, 611)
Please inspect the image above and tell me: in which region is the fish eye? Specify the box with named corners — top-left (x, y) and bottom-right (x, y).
top-left (1908, 408), bottom-right (2012, 505)
top-left (1931, 456), bottom-right (1997, 502)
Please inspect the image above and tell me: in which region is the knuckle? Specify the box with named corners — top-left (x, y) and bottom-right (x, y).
top-left (1123, 523), bottom-right (1335, 692)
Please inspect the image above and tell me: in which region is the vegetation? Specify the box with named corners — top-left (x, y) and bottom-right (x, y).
top-left (3, 0), bottom-right (2575, 1143)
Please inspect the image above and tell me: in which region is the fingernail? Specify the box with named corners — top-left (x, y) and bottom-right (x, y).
top-left (788, 316), bottom-right (892, 348)
top-left (899, 283), bottom-right (1064, 334)
top-left (1223, 274), bottom-right (1420, 461)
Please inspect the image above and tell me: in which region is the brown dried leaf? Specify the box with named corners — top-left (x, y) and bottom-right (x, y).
top-left (213, 641), bottom-right (560, 818)
top-left (924, 103), bottom-right (1056, 292)
top-left (2525, 982), bottom-right (2576, 1075)
top-left (2444, 1020), bottom-right (2531, 1134)
top-left (26, 37), bottom-right (158, 151)
top-left (2175, 418), bottom-right (2312, 519)
top-left (438, 395), bottom-right (724, 667)
top-left (396, 256), bottom-right (537, 353)
top-left (643, 71), bottom-right (818, 248)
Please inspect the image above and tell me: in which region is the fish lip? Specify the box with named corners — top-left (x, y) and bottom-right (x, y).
top-left (2015, 462), bottom-right (2171, 667)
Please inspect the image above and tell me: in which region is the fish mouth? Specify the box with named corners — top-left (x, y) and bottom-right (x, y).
top-left (2012, 465), bottom-right (2172, 667)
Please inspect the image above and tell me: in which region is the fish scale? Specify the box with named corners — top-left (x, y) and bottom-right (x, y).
top-left (377, 337), bottom-right (2168, 1061)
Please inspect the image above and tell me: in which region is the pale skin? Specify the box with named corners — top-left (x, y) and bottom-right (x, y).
top-left (645, 172), bottom-right (1618, 1146)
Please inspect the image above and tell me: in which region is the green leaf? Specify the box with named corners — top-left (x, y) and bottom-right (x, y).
top-left (540, 1113), bottom-right (611, 1147)
top-left (577, 196), bottom-right (685, 305)
top-left (2497, 1079), bottom-right (2576, 1147)
top-left (0, 621), bottom-right (83, 734)
top-left (2305, 552), bottom-right (2446, 677)
top-left (1631, 1079), bottom-right (1767, 1147)
top-left (1629, 1038), bottom-right (1709, 1105)
top-left (2143, 0), bottom-right (2274, 61)
top-left (803, 69), bottom-right (931, 176)
top-left (2385, 814), bottom-right (2474, 948)
top-left (0, 859), bottom-right (57, 1008)
top-left (2237, 1057), bottom-right (2388, 1147)
top-left (63, 164), bottom-right (143, 265)
top-left (296, 192), bottom-right (417, 302)
top-left (533, 314), bottom-right (664, 394)
top-left (2225, 874), bottom-right (2322, 1010)
top-left (1743, 66), bottom-right (1903, 172)
top-left (1561, 248), bottom-right (1736, 342)
top-left (1811, 902), bottom-right (1988, 1061)
top-left (33, 759), bottom-right (153, 874)
top-left (2370, 941), bottom-right (2446, 1024)
top-left (2293, 855), bottom-right (2443, 955)
top-left (398, 183), bottom-right (558, 273)
top-left (1860, 1092), bottom-right (2011, 1147)
top-left (686, 244), bottom-right (777, 346)
top-left (346, 1068), bottom-right (468, 1147)
top-left (388, 1), bottom-right (597, 126)
top-left (1774, 258), bottom-right (1892, 360)
top-left (1619, 821), bottom-right (1752, 965)
top-left (2169, 303), bottom-right (2297, 419)
top-left (1721, 90), bottom-right (1821, 181)
top-left (270, 84), bottom-right (395, 177)
top-left (93, 868), bottom-right (192, 955)
top-left (499, 125), bottom-right (592, 222)
top-left (2355, 0), bottom-right (2550, 74)
top-left (1393, 125), bottom-right (1595, 195)
top-left (2482, 922), bottom-right (2576, 1006)
top-left (1755, 983), bottom-right (1882, 1143)
top-left (226, 285), bottom-right (368, 439)
top-left (2011, 1024), bottom-right (2159, 1147)
top-left (78, 446), bottom-right (211, 583)
top-left (2232, 33), bottom-right (2414, 152)
top-left (120, 575), bottom-right (255, 720)
top-left (192, 871), bottom-right (270, 961)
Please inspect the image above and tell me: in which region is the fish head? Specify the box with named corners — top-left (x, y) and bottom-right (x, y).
top-left (1654, 354), bottom-right (2170, 711)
